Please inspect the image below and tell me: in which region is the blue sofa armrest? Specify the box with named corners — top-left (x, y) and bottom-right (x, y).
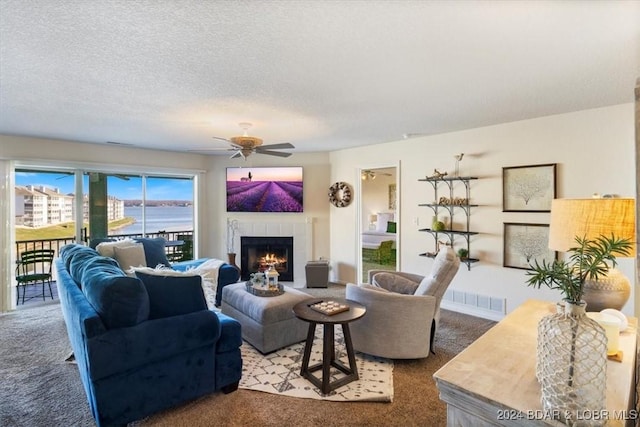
top-left (216, 264), bottom-right (240, 306)
top-left (215, 312), bottom-right (243, 353)
top-left (86, 310), bottom-right (221, 381)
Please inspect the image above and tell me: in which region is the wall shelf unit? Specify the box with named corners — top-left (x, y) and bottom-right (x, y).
top-left (418, 176), bottom-right (478, 270)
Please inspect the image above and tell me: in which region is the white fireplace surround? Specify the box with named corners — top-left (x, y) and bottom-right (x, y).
top-left (230, 218), bottom-right (314, 287)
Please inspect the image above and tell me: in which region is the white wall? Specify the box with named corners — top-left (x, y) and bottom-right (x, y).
top-left (330, 104), bottom-right (637, 318)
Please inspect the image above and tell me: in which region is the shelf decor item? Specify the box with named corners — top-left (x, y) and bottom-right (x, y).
top-left (526, 198), bottom-right (634, 424)
top-left (418, 175), bottom-right (478, 270)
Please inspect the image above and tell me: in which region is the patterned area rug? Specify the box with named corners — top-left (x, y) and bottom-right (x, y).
top-left (239, 327), bottom-right (393, 402)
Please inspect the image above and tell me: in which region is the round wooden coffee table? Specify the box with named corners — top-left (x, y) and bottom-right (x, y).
top-left (292, 298), bottom-right (366, 395)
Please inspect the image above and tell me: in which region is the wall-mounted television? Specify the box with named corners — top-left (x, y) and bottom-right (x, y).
top-left (226, 166), bottom-right (303, 212)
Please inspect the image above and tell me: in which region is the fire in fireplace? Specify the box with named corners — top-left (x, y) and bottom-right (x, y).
top-left (240, 236), bottom-right (294, 281)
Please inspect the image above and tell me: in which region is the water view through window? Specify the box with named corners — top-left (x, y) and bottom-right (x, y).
top-left (15, 169), bottom-right (194, 240)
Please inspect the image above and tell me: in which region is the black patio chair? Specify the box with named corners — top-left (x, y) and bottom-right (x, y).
top-left (15, 249), bottom-right (55, 305)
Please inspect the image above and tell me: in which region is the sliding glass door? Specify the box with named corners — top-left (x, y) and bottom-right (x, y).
top-left (10, 165), bottom-right (197, 310)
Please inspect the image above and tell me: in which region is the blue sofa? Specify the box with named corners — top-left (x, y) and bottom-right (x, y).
top-left (88, 237), bottom-right (240, 307)
top-left (56, 243), bottom-right (243, 426)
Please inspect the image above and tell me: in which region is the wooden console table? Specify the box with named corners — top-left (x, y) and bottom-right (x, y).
top-left (434, 299), bottom-right (638, 426)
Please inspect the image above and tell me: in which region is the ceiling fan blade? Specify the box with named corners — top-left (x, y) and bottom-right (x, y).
top-left (189, 147), bottom-right (235, 151)
top-left (256, 149), bottom-right (292, 158)
top-left (212, 136), bottom-right (231, 143)
top-left (187, 148), bottom-right (237, 155)
top-left (230, 151), bottom-right (244, 159)
top-left (257, 143), bottom-right (294, 150)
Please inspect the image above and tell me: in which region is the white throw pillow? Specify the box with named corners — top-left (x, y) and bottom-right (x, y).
top-left (96, 238), bottom-right (138, 259)
top-left (113, 243), bottom-right (147, 274)
top-left (128, 265), bottom-right (201, 277)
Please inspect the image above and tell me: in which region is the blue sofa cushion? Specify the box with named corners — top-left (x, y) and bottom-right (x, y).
top-left (135, 271), bottom-right (207, 319)
top-left (134, 237), bottom-right (171, 268)
top-left (70, 251), bottom-right (120, 287)
top-left (81, 258), bottom-right (150, 329)
top-left (60, 244), bottom-right (99, 271)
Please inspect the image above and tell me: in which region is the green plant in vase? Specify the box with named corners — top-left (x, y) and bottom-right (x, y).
top-left (456, 248), bottom-right (469, 259)
top-left (525, 234), bottom-right (632, 304)
top-left (525, 234), bottom-right (632, 422)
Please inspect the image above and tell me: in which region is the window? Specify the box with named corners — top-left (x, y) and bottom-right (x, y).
top-left (15, 168), bottom-right (195, 243)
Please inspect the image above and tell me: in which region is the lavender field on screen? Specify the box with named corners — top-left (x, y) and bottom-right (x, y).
top-left (227, 181), bottom-right (303, 212)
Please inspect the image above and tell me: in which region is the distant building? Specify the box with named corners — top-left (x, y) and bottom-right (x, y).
top-left (15, 185), bottom-right (124, 227)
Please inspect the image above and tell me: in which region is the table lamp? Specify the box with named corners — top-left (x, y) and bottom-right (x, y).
top-left (368, 214), bottom-right (377, 230)
top-left (548, 197), bottom-right (636, 311)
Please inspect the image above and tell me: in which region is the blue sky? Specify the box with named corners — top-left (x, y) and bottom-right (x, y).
top-left (15, 171), bottom-right (193, 201)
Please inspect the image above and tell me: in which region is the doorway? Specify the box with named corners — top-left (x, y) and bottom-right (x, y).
top-left (358, 165), bottom-right (399, 282)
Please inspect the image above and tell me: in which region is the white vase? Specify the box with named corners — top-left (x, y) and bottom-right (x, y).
top-left (536, 301), bottom-right (608, 425)
top-left (582, 268), bottom-right (631, 311)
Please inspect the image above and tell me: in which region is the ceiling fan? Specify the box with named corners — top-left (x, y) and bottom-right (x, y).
top-left (199, 122), bottom-right (295, 159)
top-left (361, 169), bottom-right (392, 180)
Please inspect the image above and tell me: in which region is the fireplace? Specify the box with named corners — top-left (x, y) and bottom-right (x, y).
top-left (240, 236), bottom-right (294, 281)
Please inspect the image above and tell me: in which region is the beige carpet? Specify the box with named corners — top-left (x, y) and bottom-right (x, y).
top-left (137, 306), bottom-right (495, 427)
top-left (0, 287), bottom-right (495, 427)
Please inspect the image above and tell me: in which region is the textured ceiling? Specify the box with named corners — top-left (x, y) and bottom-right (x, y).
top-left (1, 0), bottom-right (639, 155)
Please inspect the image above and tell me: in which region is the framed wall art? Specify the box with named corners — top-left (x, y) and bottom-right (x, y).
top-left (503, 222), bottom-right (556, 270)
top-left (502, 163), bottom-right (556, 212)
top-left (388, 183), bottom-right (397, 210)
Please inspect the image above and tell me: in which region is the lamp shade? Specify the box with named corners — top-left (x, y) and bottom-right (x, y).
top-left (369, 214), bottom-right (377, 223)
top-left (548, 198), bottom-right (636, 256)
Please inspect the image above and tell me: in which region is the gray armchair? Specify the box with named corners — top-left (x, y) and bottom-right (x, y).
top-left (345, 247), bottom-right (460, 359)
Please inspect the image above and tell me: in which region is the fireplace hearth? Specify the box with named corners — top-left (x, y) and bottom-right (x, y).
top-left (240, 236), bottom-right (294, 281)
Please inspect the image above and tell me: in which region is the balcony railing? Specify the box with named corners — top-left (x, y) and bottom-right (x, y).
top-left (14, 229), bottom-right (194, 283)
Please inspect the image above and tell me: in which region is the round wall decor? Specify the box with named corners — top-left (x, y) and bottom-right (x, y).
top-left (328, 182), bottom-right (352, 207)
